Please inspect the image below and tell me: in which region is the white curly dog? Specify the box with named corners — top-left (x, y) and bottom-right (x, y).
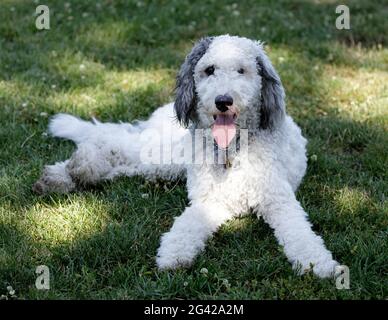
top-left (34, 35), bottom-right (339, 278)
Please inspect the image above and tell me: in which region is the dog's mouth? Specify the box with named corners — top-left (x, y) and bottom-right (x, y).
top-left (211, 113), bottom-right (237, 149)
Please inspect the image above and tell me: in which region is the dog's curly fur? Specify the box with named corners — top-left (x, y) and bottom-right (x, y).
top-left (34, 35), bottom-right (339, 278)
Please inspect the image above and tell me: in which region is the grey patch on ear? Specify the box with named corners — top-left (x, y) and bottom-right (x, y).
top-left (256, 52), bottom-right (286, 130)
top-left (174, 37), bottom-right (213, 127)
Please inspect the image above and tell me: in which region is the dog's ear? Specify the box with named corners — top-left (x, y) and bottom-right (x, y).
top-left (175, 37), bottom-right (213, 127)
top-left (256, 45), bottom-right (286, 130)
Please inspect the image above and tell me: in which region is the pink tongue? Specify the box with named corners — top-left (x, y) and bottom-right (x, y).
top-left (211, 114), bottom-right (236, 149)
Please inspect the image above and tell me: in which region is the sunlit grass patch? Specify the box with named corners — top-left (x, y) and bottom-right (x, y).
top-left (75, 21), bottom-right (135, 49)
top-left (320, 66), bottom-right (388, 120)
top-left (333, 187), bottom-right (373, 215)
top-left (41, 67), bottom-right (174, 120)
top-left (22, 196), bottom-right (111, 246)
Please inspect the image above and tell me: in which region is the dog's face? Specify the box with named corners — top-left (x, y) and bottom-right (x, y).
top-left (175, 35), bottom-right (286, 148)
top-left (194, 36), bottom-right (262, 130)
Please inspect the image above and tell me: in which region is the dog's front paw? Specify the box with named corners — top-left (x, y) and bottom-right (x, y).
top-left (294, 259), bottom-right (339, 278)
top-left (312, 259), bottom-right (340, 278)
top-left (156, 231), bottom-right (205, 270)
top-left (156, 252), bottom-right (193, 271)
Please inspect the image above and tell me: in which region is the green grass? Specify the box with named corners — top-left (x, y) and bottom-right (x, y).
top-left (0, 0), bottom-right (387, 299)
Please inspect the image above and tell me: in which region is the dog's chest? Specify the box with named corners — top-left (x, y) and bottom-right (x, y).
top-left (187, 153), bottom-right (260, 214)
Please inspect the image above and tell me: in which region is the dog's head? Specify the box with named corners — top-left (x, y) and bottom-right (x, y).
top-left (174, 35), bottom-right (285, 148)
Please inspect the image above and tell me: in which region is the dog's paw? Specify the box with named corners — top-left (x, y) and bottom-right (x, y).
top-left (32, 166), bottom-right (75, 195)
top-left (156, 253), bottom-right (192, 271)
top-left (32, 177), bottom-right (75, 194)
top-left (156, 241), bottom-right (196, 271)
top-left (312, 259), bottom-right (340, 278)
top-left (32, 179), bottom-right (48, 195)
top-left (156, 230), bottom-right (204, 271)
top-left (294, 259), bottom-right (339, 278)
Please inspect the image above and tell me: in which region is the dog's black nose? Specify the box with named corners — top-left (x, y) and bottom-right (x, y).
top-left (215, 94), bottom-right (233, 112)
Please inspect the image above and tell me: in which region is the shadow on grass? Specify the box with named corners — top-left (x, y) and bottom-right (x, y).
top-left (0, 0), bottom-right (386, 84)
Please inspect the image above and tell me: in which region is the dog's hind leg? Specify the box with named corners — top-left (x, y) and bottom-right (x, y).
top-left (33, 141), bottom-right (128, 194)
top-left (65, 142), bottom-right (116, 186)
top-left (33, 160), bottom-right (76, 194)
top-left (33, 103), bottom-right (187, 193)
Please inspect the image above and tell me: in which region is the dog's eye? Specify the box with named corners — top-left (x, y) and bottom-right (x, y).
top-left (205, 65), bottom-right (215, 76)
top-left (237, 68), bottom-right (245, 74)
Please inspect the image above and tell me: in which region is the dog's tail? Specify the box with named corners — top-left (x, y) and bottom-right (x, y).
top-left (49, 113), bottom-right (97, 144)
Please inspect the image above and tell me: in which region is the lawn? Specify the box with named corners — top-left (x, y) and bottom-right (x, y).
top-left (0, 0), bottom-right (387, 299)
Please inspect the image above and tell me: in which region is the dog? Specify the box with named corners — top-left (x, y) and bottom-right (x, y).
top-left (33, 35), bottom-right (339, 278)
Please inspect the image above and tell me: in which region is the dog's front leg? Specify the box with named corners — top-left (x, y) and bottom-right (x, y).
top-left (156, 202), bottom-right (232, 270)
top-left (258, 182), bottom-right (339, 278)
